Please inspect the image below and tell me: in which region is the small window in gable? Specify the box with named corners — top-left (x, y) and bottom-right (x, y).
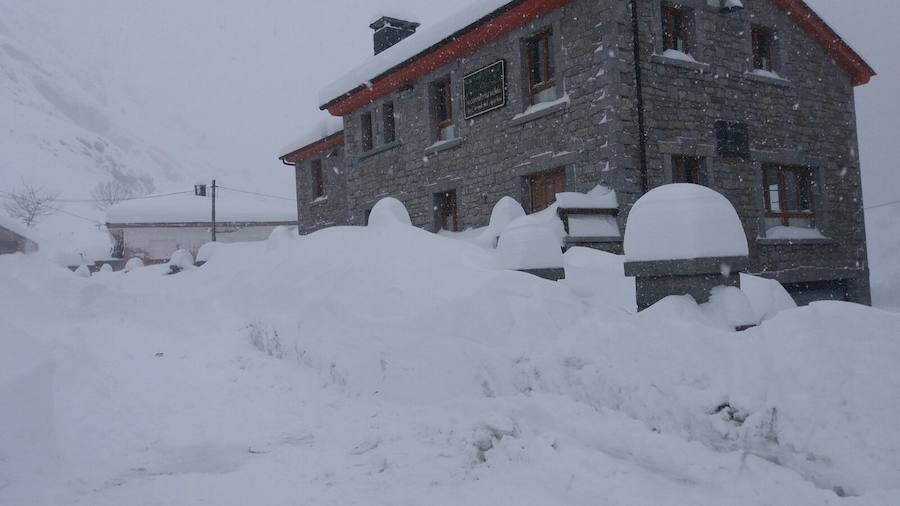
top-left (311, 159), bottom-right (325, 199)
top-left (752, 25), bottom-right (777, 72)
top-left (382, 102), bottom-right (396, 144)
top-left (525, 30), bottom-right (557, 104)
top-left (360, 111), bottom-right (374, 151)
top-left (661, 3), bottom-right (691, 54)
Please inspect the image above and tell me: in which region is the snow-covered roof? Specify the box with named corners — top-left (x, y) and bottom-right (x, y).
top-left (106, 191), bottom-right (296, 225)
top-left (318, 0), bottom-right (515, 108)
top-left (279, 115), bottom-right (344, 158)
top-left (624, 184), bottom-right (749, 263)
top-left (319, 0), bottom-right (874, 112)
top-left (0, 211), bottom-right (36, 243)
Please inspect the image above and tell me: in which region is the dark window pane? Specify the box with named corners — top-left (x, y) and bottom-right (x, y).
top-left (383, 102), bottom-right (395, 144)
top-left (360, 112), bottom-right (373, 151)
top-left (311, 159), bottom-right (325, 198)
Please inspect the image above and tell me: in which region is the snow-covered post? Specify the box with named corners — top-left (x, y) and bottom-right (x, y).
top-left (623, 184), bottom-right (749, 311)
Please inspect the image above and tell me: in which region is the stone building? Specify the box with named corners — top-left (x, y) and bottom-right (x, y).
top-left (280, 0), bottom-right (875, 304)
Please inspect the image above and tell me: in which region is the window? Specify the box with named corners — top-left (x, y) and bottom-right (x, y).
top-left (382, 102), bottom-right (396, 144)
top-left (431, 77), bottom-right (455, 141)
top-left (672, 156), bottom-right (705, 185)
top-left (526, 168), bottom-right (566, 213)
top-left (661, 3), bottom-right (690, 54)
top-left (310, 159), bottom-right (325, 199)
top-left (751, 25), bottom-right (776, 72)
top-left (764, 165), bottom-right (815, 228)
top-left (360, 111), bottom-right (374, 151)
top-left (434, 190), bottom-right (459, 232)
top-left (525, 30), bottom-right (556, 104)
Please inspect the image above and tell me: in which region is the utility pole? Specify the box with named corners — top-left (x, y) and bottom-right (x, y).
top-left (211, 179), bottom-right (217, 242)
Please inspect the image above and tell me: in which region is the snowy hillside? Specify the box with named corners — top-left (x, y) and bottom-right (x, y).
top-left (2, 218), bottom-right (899, 505)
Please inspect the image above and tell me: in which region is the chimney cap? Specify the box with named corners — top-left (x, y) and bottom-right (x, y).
top-left (369, 16), bottom-right (421, 32)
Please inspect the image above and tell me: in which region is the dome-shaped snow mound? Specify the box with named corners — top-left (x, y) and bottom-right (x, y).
top-left (368, 197), bottom-right (412, 228)
top-left (624, 184), bottom-right (748, 262)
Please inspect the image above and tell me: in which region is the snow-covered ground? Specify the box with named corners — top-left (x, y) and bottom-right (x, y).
top-left (2, 218), bottom-right (899, 505)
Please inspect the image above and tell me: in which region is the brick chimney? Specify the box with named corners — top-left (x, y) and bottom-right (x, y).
top-left (370, 16), bottom-right (420, 56)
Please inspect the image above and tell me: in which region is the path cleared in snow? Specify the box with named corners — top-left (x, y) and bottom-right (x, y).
top-left (1, 224), bottom-right (899, 505)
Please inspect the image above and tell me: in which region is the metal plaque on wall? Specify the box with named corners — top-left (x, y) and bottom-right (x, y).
top-left (463, 60), bottom-right (507, 120)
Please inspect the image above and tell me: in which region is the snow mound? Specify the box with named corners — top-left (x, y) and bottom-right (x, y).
top-left (740, 273), bottom-right (797, 322)
top-left (367, 197), bottom-right (412, 228)
top-left (562, 247), bottom-right (636, 311)
top-left (99, 263), bottom-right (113, 273)
top-left (701, 286), bottom-right (758, 328)
top-left (476, 196), bottom-right (526, 248)
top-left (624, 184), bottom-right (749, 262)
top-left (167, 249), bottom-right (195, 271)
top-left (495, 206), bottom-right (564, 269)
top-left (124, 257), bottom-right (144, 272)
top-left (74, 265), bottom-right (91, 278)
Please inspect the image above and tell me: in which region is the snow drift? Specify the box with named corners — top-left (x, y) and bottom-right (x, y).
top-left (1, 225), bottom-right (898, 505)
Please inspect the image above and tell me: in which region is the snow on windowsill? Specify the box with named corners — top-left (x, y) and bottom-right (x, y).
top-left (758, 226), bottom-right (834, 244)
top-left (510, 94), bottom-right (570, 126)
top-left (745, 69), bottom-right (791, 86)
top-left (651, 50), bottom-right (710, 72)
top-left (310, 196), bottom-right (328, 206)
top-left (424, 137), bottom-right (463, 154)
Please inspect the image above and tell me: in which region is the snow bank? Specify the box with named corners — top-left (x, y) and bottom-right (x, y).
top-left (1, 221), bottom-right (899, 505)
top-left (367, 197), bottom-right (412, 227)
top-left (624, 184), bottom-right (749, 262)
top-left (167, 249), bottom-right (195, 271)
top-left (562, 247), bottom-right (636, 311)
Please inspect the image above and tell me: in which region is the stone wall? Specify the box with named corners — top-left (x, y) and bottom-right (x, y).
top-left (294, 144), bottom-right (349, 233)
top-left (628, 0), bottom-right (870, 303)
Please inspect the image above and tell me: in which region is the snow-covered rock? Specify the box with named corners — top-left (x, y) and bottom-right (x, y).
top-left (624, 184), bottom-right (749, 262)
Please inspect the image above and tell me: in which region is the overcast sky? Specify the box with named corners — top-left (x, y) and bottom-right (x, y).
top-left (19, 0), bottom-right (900, 208)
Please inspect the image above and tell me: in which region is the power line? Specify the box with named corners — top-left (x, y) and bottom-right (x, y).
top-left (0, 189), bottom-right (194, 204)
top-left (216, 186), bottom-right (295, 201)
top-left (866, 199), bottom-right (900, 211)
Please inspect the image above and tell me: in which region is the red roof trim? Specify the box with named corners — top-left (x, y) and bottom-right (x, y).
top-left (280, 131), bottom-right (345, 166)
top-left (769, 0), bottom-right (874, 86)
top-left (324, 0), bottom-right (570, 116)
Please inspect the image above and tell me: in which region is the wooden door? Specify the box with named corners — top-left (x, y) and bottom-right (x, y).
top-left (528, 168), bottom-right (566, 213)
top-left (434, 190), bottom-right (459, 232)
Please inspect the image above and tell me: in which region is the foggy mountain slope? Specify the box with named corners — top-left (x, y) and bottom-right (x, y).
top-left (0, 5), bottom-right (203, 198)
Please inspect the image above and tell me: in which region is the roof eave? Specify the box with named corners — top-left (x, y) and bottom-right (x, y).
top-left (279, 130), bottom-right (345, 166)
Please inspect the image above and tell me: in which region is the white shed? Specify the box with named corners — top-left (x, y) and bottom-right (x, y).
top-left (105, 191), bottom-right (296, 261)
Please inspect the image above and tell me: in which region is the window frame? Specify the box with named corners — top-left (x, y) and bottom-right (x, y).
top-left (525, 30), bottom-right (556, 104)
top-left (661, 3), bottom-right (691, 54)
top-left (432, 77), bottom-right (453, 131)
top-left (751, 25), bottom-right (776, 72)
top-left (310, 159), bottom-right (326, 199)
top-left (360, 111), bottom-right (374, 152)
top-left (763, 165), bottom-right (816, 227)
top-left (382, 101), bottom-right (396, 144)
top-left (671, 155), bottom-right (705, 185)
